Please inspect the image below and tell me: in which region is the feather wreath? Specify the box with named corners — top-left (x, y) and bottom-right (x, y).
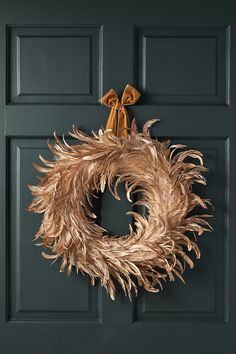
top-left (28, 85), bottom-right (212, 300)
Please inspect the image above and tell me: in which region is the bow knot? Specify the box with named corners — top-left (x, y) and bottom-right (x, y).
top-left (114, 101), bottom-right (122, 111)
top-left (100, 84), bottom-right (140, 137)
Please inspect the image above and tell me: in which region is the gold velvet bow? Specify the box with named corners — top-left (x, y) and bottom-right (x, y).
top-left (100, 84), bottom-right (141, 137)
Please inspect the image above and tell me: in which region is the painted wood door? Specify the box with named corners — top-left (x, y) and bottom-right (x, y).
top-left (0, 0), bottom-right (235, 353)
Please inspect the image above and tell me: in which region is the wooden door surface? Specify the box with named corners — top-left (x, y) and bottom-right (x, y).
top-left (0, 1), bottom-right (235, 353)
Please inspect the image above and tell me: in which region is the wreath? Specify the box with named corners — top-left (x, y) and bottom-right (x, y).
top-left (28, 84), bottom-right (212, 300)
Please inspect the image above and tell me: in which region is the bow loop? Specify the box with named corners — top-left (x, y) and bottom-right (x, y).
top-left (100, 84), bottom-right (140, 137)
top-left (121, 84), bottom-right (141, 106)
top-left (100, 88), bottom-right (119, 108)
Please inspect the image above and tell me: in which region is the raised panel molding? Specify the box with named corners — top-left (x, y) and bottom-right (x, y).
top-left (133, 137), bottom-right (229, 322)
top-left (134, 26), bottom-right (230, 105)
top-left (8, 138), bottom-right (101, 322)
top-left (7, 25), bottom-right (103, 105)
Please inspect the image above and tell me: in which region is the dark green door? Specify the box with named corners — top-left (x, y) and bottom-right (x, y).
top-left (0, 0), bottom-right (235, 353)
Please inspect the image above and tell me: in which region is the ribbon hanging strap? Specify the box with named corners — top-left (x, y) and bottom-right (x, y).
top-left (100, 84), bottom-right (141, 137)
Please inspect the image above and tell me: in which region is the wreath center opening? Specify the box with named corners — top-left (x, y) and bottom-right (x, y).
top-left (93, 183), bottom-right (134, 237)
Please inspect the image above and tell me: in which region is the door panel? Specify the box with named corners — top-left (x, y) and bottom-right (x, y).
top-left (135, 26), bottom-right (229, 105)
top-left (8, 25), bottom-right (103, 104)
top-left (134, 138), bottom-right (228, 323)
top-left (9, 139), bottom-right (100, 322)
top-left (0, 1), bottom-right (235, 353)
